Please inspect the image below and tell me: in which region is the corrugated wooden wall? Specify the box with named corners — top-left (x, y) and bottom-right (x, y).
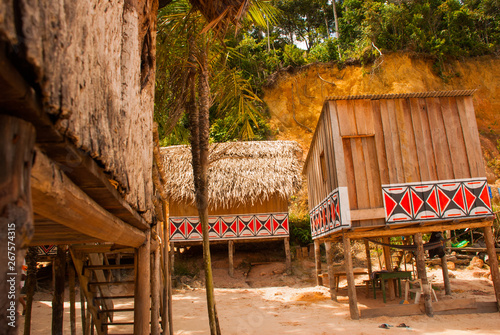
top-left (306, 93), bottom-right (484, 228)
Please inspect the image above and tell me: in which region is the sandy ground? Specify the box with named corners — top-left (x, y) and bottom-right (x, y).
top-left (19, 260), bottom-right (500, 335)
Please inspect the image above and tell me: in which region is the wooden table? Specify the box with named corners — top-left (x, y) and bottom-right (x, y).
top-left (372, 271), bottom-right (412, 303)
top-left (332, 270), bottom-right (369, 291)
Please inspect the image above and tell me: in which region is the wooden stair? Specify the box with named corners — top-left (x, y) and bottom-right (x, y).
top-left (70, 245), bottom-right (144, 335)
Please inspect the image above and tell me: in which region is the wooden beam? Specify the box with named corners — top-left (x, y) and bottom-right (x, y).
top-left (0, 115), bottom-right (36, 334)
top-left (284, 238), bottom-right (291, 275)
top-left (314, 240), bottom-right (323, 286)
top-left (228, 240), bottom-right (235, 277)
top-left (441, 255), bottom-right (451, 295)
top-left (134, 232), bottom-right (151, 334)
top-left (31, 149), bottom-right (147, 247)
top-left (325, 242), bottom-right (337, 301)
top-left (343, 234), bottom-right (359, 320)
top-left (350, 208), bottom-right (386, 221)
top-left (415, 233), bottom-right (433, 317)
top-left (52, 245), bottom-right (67, 334)
top-left (483, 226), bottom-right (500, 312)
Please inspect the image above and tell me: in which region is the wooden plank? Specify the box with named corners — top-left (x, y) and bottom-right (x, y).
top-left (323, 109), bottom-right (338, 190)
top-left (425, 97), bottom-right (454, 180)
top-left (433, 298), bottom-right (476, 312)
top-left (351, 138), bottom-right (370, 225)
top-left (350, 208), bottom-right (386, 221)
top-left (456, 96), bottom-right (485, 178)
top-left (360, 303), bottom-right (423, 318)
top-left (336, 99), bottom-right (357, 136)
top-left (395, 99), bottom-right (420, 182)
top-left (409, 98), bottom-right (431, 181)
top-left (417, 98), bottom-right (438, 181)
top-left (483, 225), bottom-right (500, 312)
top-left (329, 101), bottom-right (348, 188)
top-left (440, 97), bottom-right (470, 179)
top-left (372, 100), bottom-right (390, 185)
top-left (353, 99), bottom-right (375, 135)
top-left (463, 96), bottom-right (486, 176)
top-left (385, 99), bottom-right (405, 183)
top-left (31, 149), bottom-right (147, 247)
top-left (343, 234), bottom-right (359, 320)
top-left (343, 139), bottom-right (358, 212)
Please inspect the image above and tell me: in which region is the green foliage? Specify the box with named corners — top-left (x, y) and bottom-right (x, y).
top-left (289, 213), bottom-right (312, 246)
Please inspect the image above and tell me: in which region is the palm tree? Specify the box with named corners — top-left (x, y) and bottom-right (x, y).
top-left (156, 1), bottom-right (276, 333)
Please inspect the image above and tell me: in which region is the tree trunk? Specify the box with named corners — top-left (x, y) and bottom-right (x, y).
top-left (187, 36), bottom-right (220, 335)
top-left (332, 0), bottom-right (340, 39)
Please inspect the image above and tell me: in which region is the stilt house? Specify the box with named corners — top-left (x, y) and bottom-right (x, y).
top-left (161, 141), bottom-right (302, 273)
top-left (303, 90), bottom-right (500, 318)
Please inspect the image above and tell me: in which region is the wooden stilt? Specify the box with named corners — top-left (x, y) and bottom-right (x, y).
top-left (85, 301), bottom-right (91, 335)
top-left (483, 225), bottom-right (500, 312)
top-left (69, 260), bottom-right (77, 335)
top-left (134, 230), bottom-right (151, 334)
top-left (284, 237), bottom-right (292, 275)
top-left (152, 244), bottom-right (161, 335)
top-left (116, 252), bottom-right (122, 282)
top-left (324, 241), bottom-right (337, 301)
top-left (441, 254), bottom-right (451, 295)
top-left (382, 237), bottom-right (395, 300)
top-left (343, 234), bottom-right (359, 320)
top-left (414, 233), bottom-right (433, 317)
top-left (228, 240), bottom-right (235, 277)
top-left (52, 245), bottom-right (67, 334)
top-left (80, 287), bottom-right (86, 335)
top-left (314, 240), bottom-right (323, 286)
top-left (23, 247), bottom-right (38, 335)
top-left (0, 115), bottom-right (36, 334)
top-left (364, 240), bottom-right (372, 278)
top-left (170, 242), bottom-right (175, 274)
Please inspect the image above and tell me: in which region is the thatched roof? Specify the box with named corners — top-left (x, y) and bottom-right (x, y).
top-left (161, 141), bottom-right (302, 208)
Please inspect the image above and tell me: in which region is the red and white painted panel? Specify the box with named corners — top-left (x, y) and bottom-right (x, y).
top-left (310, 187), bottom-right (351, 239)
top-left (382, 178), bottom-right (493, 224)
top-left (36, 245), bottom-right (57, 256)
top-left (169, 213), bottom-right (289, 241)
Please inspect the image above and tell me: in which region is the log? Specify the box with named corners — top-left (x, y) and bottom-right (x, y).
top-left (343, 234), bottom-right (359, 320)
top-left (134, 231), bottom-right (151, 334)
top-left (31, 148), bottom-right (147, 247)
top-left (0, 115), bottom-right (35, 334)
top-left (441, 255), bottom-right (451, 295)
top-left (284, 238), bottom-right (291, 274)
top-left (483, 225), bottom-right (500, 312)
top-left (152, 244), bottom-right (161, 335)
top-left (325, 242), bottom-right (337, 301)
top-left (415, 233), bottom-right (433, 317)
top-left (69, 260), bottom-right (77, 335)
top-left (23, 247), bottom-right (38, 335)
top-left (314, 240), bottom-right (323, 286)
top-left (52, 245), bottom-right (67, 334)
top-left (228, 240), bottom-right (235, 277)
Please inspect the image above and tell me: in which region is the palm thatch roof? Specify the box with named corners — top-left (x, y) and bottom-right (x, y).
top-left (161, 141), bottom-right (302, 208)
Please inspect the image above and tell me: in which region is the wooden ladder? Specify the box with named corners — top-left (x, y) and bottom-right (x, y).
top-left (70, 245), bottom-right (137, 335)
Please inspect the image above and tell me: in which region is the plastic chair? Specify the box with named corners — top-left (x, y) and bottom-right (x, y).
top-left (404, 278), bottom-right (438, 304)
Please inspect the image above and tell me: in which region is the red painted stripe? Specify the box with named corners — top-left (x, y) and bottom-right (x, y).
top-left (421, 215), bottom-right (436, 218)
top-left (467, 182), bottom-right (481, 185)
top-left (447, 214), bottom-right (462, 217)
top-left (475, 211), bottom-right (489, 214)
top-left (389, 188), bottom-right (403, 191)
top-left (414, 186), bottom-right (427, 189)
top-left (392, 218), bottom-right (408, 221)
top-left (442, 184), bottom-right (456, 187)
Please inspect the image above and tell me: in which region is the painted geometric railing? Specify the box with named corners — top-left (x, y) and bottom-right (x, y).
top-left (36, 245), bottom-right (57, 256)
top-left (170, 213), bottom-right (289, 241)
top-left (383, 177), bottom-right (493, 224)
top-left (310, 187), bottom-right (351, 239)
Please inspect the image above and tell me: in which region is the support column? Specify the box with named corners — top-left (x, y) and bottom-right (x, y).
top-left (382, 237), bottom-right (395, 300)
top-left (52, 245), bottom-right (67, 334)
top-left (68, 260), bottom-right (77, 335)
top-left (152, 243), bottom-right (161, 335)
top-left (441, 254), bottom-right (451, 295)
top-left (483, 225), bottom-right (500, 312)
top-left (325, 241), bottom-right (337, 301)
top-left (314, 239), bottom-right (323, 286)
top-left (228, 240), bottom-right (234, 277)
top-left (364, 240), bottom-right (372, 278)
top-left (343, 234), bottom-right (359, 320)
top-left (134, 230), bottom-right (151, 334)
top-left (0, 115), bottom-right (35, 334)
top-left (414, 233), bottom-right (433, 317)
top-left (80, 287), bottom-right (86, 335)
top-left (284, 237), bottom-right (292, 274)
top-left (23, 247), bottom-right (38, 335)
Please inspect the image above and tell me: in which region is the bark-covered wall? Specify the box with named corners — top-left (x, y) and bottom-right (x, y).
top-left (0, 0), bottom-right (157, 220)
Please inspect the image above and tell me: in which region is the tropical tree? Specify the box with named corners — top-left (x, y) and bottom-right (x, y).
top-left (156, 1), bottom-right (276, 333)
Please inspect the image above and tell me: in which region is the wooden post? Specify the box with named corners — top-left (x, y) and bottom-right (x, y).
top-left (343, 234), bottom-right (359, 320)
top-left (364, 240), bottom-right (373, 278)
top-left (483, 225), bottom-right (500, 312)
top-left (382, 237), bottom-right (395, 300)
top-left (0, 115), bottom-right (35, 334)
top-left (68, 260), bottom-right (77, 335)
top-left (80, 288), bottom-right (86, 335)
top-left (284, 237), bottom-right (292, 274)
top-left (441, 254), bottom-right (451, 295)
top-left (163, 199), bottom-right (174, 335)
top-left (325, 241), bottom-right (337, 301)
top-left (23, 247), bottom-right (38, 335)
top-left (52, 245), bottom-right (67, 334)
top-left (414, 233), bottom-right (433, 317)
top-left (152, 244), bottom-right (161, 335)
top-left (226, 240), bottom-right (234, 277)
top-left (134, 230), bottom-right (151, 334)
top-left (314, 239), bottom-right (323, 286)
top-left (116, 252), bottom-right (121, 282)
top-left (85, 301), bottom-right (91, 335)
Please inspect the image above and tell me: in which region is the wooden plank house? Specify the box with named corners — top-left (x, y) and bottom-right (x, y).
top-left (303, 90), bottom-right (500, 319)
top-left (161, 141), bottom-right (302, 274)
